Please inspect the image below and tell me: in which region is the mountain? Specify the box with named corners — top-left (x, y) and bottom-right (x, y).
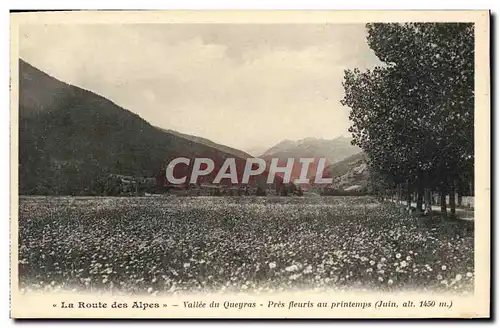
top-left (261, 137), bottom-right (361, 162)
top-left (18, 59), bottom-right (273, 195)
top-left (244, 146), bottom-right (269, 157)
top-left (162, 129), bottom-right (252, 159)
top-left (259, 137), bottom-right (362, 181)
top-left (324, 152), bottom-right (367, 178)
top-left (321, 152), bottom-right (370, 192)
top-left (261, 139), bottom-right (298, 157)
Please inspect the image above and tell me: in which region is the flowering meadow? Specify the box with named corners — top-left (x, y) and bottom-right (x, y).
top-left (18, 196), bottom-right (474, 295)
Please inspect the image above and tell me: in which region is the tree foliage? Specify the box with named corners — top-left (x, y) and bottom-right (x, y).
top-left (342, 23), bottom-right (474, 215)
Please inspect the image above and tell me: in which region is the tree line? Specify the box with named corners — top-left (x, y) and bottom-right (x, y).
top-left (342, 23), bottom-right (474, 216)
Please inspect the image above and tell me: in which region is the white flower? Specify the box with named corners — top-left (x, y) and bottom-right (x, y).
top-left (369, 260), bottom-right (376, 266)
top-left (183, 263), bottom-right (191, 268)
top-left (395, 253), bottom-right (401, 259)
top-left (289, 273), bottom-right (302, 280)
top-left (406, 256), bottom-right (411, 261)
top-left (366, 268), bottom-right (373, 273)
top-left (303, 265), bottom-right (313, 274)
top-left (466, 272), bottom-right (473, 277)
top-left (400, 261), bottom-right (408, 268)
top-left (269, 262), bottom-right (276, 269)
top-left (455, 274), bottom-right (462, 281)
top-left (147, 287), bottom-right (153, 293)
top-left (388, 279), bottom-right (394, 285)
top-left (437, 274), bottom-right (443, 280)
top-left (380, 257), bottom-right (387, 263)
top-left (285, 264), bottom-right (298, 272)
top-left (441, 265), bottom-right (447, 271)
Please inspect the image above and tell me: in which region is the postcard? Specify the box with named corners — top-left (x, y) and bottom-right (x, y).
top-left (10, 10), bottom-right (490, 319)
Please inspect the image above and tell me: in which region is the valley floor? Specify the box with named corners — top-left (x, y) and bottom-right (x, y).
top-left (18, 196), bottom-right (474, 295)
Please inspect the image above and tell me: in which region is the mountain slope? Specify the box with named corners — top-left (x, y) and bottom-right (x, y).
top-left (245, 146), bottom-right (269, 157)
top-left (321, 152), bottom-right (370, 191)
top-left (259, 137), bottom-right (362, 181)
top-left (261, 137), bottom-right (361, 163)
top-left (324, 152), bottom-right (367, 178)
top-left (18, 59), bottom-right (270, 195)
top-left (161, 129), bottom-right (252, 159)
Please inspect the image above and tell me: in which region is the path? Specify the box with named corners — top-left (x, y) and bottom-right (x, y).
top-left (386, 199), bottom-right (474, 221)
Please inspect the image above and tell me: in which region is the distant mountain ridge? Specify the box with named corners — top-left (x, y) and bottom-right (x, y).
top-left (161, 128), bottom-right (252, 159)
top-left (261, 139), bottom-right (297, 157)
top-left (259, 136), bottom-right (362, 181)
top-left (261, 137), bottom-right (360, 162)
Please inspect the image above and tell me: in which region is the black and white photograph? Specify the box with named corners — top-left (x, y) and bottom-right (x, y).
top-left (10, 10), bottom-right (490, 319)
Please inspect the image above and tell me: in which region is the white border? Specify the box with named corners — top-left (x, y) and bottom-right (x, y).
top-left (3, 1), bottom-right (497, 328)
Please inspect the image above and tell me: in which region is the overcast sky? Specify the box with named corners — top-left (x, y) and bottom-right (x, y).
top-left (19, 24), bottom-right (382, 154)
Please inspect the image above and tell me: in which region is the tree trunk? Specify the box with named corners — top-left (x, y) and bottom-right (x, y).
top-left (424, 188), bottom-right (432, 216)
top-left (457, 179), bottom-right (463, 207)
top-left (416, 191), bottom-right (423, 213)
top-left (406, 180), bottom-right (412, 212)
top-left (397, 184), bottom-right (402, 205)
top-left (400, 184), bottom-right (403, 205)
top-left (450, 181), bottom-right (456, 216)
top-left (416, 172), bottom-right (424, 213)
top-left (440, 190), bottom-right (447, 215)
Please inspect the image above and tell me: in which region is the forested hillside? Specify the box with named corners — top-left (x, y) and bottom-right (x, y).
top-left (18, 60), bottom-right (269, 195)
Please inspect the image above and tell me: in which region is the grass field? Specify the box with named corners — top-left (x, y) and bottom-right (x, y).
top-left (18, 196), bottom-right (474, 295)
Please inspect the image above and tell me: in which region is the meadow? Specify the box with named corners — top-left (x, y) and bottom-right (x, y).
top-left (18, 196), bottom-right (474, 295)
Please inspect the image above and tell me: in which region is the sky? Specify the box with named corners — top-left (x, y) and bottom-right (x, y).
top-left (19, 24), bottom-right (382, 154)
